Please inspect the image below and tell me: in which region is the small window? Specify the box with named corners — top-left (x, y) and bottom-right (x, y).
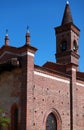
top-left (60, 41), bottom-right (67, 52)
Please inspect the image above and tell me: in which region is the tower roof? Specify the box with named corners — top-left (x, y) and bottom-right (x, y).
top-left (61, 1), bottom-right (73, 25)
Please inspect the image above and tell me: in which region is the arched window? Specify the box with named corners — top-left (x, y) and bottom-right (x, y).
top-left (11, 104), bottom-right (18, 130)
top-left (46, 113), bottom-right (57, 130)
top-left (60, 41), bottom-right (67, 52)
top-left (73, 40), bottom-right (78, 52)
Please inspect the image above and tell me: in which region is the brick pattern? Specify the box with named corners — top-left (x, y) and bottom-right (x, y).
top-left (55, 23), bottom-right (80, 66)
top-left (0, 68), bottom-right (21, 130)
top-left (0, 8), bottom-right (84, 130)
top-left (33, 72), bottom-right (70, 130)
top-left (0, 49), bottom-right (84, 130)
top-left (75, 83), bottom-right (84, 130)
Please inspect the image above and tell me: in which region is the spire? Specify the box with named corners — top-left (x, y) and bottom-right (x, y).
top-left (5, 29), bottom-right (9, 46)
top-left (25, 26), bottom-right (30, 45)
top-left (61, 1), bottom-right (73, 25)
top-left (26, 26), bottom-right (30, 34)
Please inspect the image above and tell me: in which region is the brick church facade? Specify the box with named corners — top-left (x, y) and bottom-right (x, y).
top-left (0, 2), bottom-right (84, 130)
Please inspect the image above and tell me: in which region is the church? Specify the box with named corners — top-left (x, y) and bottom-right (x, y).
top-left (0, 2), bottom-right (84, 130)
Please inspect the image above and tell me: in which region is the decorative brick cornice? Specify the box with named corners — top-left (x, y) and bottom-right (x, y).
top-left (55, 23), bottom-right (80, 35)
top-left (0, 45), bottom-right (37, 64)
top-left (56, 50), bottom-right (80, 59)
top-left (34, 70), bottom-right (70, 84)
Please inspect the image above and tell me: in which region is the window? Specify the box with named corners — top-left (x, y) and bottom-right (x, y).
top-left (13, 108), bottom-right (18, 130)
top-left (60, 41), bottom-right (67, 52)
top-left (73, 40), bottom-right (78, 52)
top-left (46, 113), bottom-right (57, 130)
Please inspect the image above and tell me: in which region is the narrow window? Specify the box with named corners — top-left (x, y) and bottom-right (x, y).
top-left (46, 113), bottom-right (57, 130)
top-left (11, 104), bottom-right (18, 130)
top-left (60, 41), bottom-right (67, 52)
top-left (73, 40), bottom-right (78, 52)
top-left (13, 108), bottom-right (18, 130)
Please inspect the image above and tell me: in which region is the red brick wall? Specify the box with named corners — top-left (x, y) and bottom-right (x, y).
top-left (0, 55), bottom-right (84, 130)
top-left (75, 81), bottom-right (84, 130)
top-left (20, 52), bottom-right (35, 130)
top-left (33, 70), bottom-right (70, 130)
top-left (0, 68), bottom-right (21, 129)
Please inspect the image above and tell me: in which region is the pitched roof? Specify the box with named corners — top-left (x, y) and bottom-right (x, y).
top-left (42, 61), bottom-right (66, 74)
top-left (76, 71), bottom-right (84, 81)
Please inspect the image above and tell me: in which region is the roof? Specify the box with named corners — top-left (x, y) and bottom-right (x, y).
top-left (61, 2), bottom-right (73, 25)
top-left (34, 62), bottom-right (71, 79)
top-left (76, 71), bottom-right (84, 81)
top-left (42, 61), bottom-right (66, 74)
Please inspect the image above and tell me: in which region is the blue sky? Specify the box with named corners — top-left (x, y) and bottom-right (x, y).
top-left (0, 0), bottom-right (84, 71)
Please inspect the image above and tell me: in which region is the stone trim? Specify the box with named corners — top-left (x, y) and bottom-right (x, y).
top-left (76, 82), bottom-right (84, 87)
top-left (34, 71), bottom-right (70, 84)
top-left (0, 51), bottom-right (34, 59)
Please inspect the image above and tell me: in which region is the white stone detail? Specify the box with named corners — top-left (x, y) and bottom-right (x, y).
top-left (72, 68), bottom-right (76, 72)
top-left (27, 52), bottom-right (34, 57)
top-left (0, 51), bottom-right (34, 59)
top-left (21, 52), bottom-right (34, 57)
top-left (66, 67), bottom-right (76, 72)
top-left (76, 82), bottom-right (84, 87)
top-left (34, 71), bottom-right (70, 84)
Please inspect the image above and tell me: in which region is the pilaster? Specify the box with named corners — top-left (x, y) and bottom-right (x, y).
top-left (20, 45), bottom-right (37, 130)
top-left (66, 64), bottom-right (77, 130)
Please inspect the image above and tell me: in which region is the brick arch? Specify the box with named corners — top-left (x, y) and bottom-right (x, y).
top-left (43, 108), bottom-right (62, 130)
top-left (11, 103), bottom-right (19, 130)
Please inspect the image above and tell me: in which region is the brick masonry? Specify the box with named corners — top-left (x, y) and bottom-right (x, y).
top-left (0, 2), bottom-right (84, 130)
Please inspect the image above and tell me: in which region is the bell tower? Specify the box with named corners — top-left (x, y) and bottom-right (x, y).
top-left (55, 1), bottom-right (80, 66)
